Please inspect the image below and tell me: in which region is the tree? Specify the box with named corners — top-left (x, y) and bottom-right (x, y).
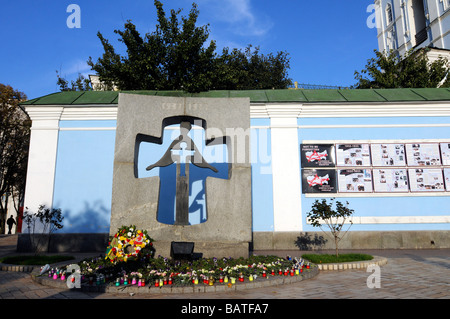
top-left (306, 198), bottom-right (354, 258)
top-left (0, 84), bottom-right (30, 233)
top-left (56, 71), bottom-right (92, 91)
top-left (86, 0), bottom-right (291, 93)
top-left (23, 205), bottom-right (64, 254)
top-left (212, 45), bottom-right (292, 90)
top-left (354, 48), bottom-right (450, 89)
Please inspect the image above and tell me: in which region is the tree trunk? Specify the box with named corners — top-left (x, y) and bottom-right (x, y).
top-left (334, 236), bottom-right (339, 258)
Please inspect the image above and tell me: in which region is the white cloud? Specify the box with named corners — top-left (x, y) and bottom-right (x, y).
top-left (199, 0), bottom-right (273, 37)
top-left (59, 59), bottom-right (91, 77)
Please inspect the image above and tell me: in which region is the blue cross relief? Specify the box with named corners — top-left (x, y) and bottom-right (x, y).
top-left (136, 120), bottom-right (229, 225)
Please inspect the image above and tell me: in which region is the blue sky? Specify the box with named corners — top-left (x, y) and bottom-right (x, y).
top-left (0, 0), bottom-right (378, 100)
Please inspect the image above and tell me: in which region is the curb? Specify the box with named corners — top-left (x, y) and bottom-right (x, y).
top-left (316, 256), bottom-right (388, 271)
top-left (31, 266), bottom-right (320, 294)
top-left (0, 263), bottom-right (35, 272)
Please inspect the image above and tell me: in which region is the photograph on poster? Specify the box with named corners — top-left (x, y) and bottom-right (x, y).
top-left (300, 144), bottom-right (336, 168)
top-left (338, 169), bottom-right (373, 193)
top-left (371, 144), bottom-right (406, 166)
top-left (373, 168), bottom-right (409, 192)
top-left (440, 143), bottom-right (450, 165)
top-left (405, 143), bottom-right (441, 166)
top-left (336, 144), bottom-right (371, 166)
top-left (408, 168), bottom-right (445, 191)
top-left (444, 168), bottom-right (450, 191)
top-left (301, 169), bottom-right (337, 193)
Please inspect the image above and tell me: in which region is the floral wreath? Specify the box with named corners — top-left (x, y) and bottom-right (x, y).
top-left (105, 225), bottom-right (154, 262)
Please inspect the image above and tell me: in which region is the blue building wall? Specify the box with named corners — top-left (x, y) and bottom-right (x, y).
top-left (51, 116), bottom-right (450, 233)
top-left (52, 120), bottom-right (116, 233)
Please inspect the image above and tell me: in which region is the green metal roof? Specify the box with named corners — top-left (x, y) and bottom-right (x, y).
top-left (21, 88), bottom-right (450, 105)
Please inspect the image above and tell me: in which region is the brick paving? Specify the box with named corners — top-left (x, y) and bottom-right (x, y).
top-left (0, 235), bottom-right (449, 300)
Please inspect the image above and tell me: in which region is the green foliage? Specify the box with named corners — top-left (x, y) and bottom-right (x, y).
top-left (307, 198), bottom-right (354, 257)
top-left (354, 48), bottom-right (450, 89)
top-left (56, 71), bottom-right (92, 91)
top-left (302, 253), bottom-right (373, 264)
top-left (86, 0), bottom-right (291, 93)
top-left (0, 84), bottom-right (29, 233)
top-left (212, 45), bottom-right (292, 90)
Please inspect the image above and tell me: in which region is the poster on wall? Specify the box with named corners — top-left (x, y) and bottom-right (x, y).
top-left (444, 168), bottom-right (450, 191)
top-left (405, 143), bottom-right (441, 166)
top-left (440, 143), bottom-right (450, 165)
top-left (336, 144), bottom-right (371, 166)
top-left (373, 168), bottom-right (409, 192)
top-left (337, 169), bottom-right (373, 193)
top-left (300, 144), bottom-right (336, 168)
top-left (371, 144), bottom-right (406, 167)
top-left (408, 168), bottom-right (445, 192)
top-left (301, 169), bottom-right (337, 193)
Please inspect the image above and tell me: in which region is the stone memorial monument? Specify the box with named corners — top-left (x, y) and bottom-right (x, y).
top-left (110, 93), bottom-right (252, 258)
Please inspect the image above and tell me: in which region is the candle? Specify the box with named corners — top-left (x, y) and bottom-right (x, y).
top-left (295, 269), bottom-right (299, 276)
top-left (61, 272), bottom-right (66, 280)
top-left (120, 277), bottom-right (124, 285)
top-left (132, 277), bottom-right (137, 285)
top-left (231, 277), bottom-right (236, 284)
top-left (141, 279), bottom-right (145, 287)
top-left (163, 277), bottom-right (168, 285)
top-left (159, 279), bottom-right (163, 287)
top-left (115, 278), bottom-right (120, 286)
top-left (278, 269), bottom-right (282, 275)
top-left (263, 271), bottom-right (267, 278)
top-left (239, 274), bottom-right (244, 282)
top-left (290, 269), bottom-right (294, 276)
top-left (249, 275), bottom-right (253, 281)
top-left (155, 281), bottom-right (159, 287)
top-left (168, 278), bottom-right (173, 285)
top-left (271, 270), bottom-right (275, 276)
top-left (219, 275), bottom-right (224, 283)
top-left (53, 273), bottom-right (58, 280)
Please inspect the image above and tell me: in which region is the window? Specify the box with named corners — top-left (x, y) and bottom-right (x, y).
top-left (386, 3), bottom-right (394, 24)
top-left (442, 0), bottom-right (450, 11)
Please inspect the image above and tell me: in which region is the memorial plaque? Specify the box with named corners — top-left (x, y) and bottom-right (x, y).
top-left (300, 144), bottom-right (336, 168)
top-left (301, 169), bottom-right (337, 193)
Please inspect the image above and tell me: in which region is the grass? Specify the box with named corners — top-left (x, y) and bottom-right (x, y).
top-left (0, 255), bottom-right (75, 266)
top-left (301, 253), bottom-right (373, 264)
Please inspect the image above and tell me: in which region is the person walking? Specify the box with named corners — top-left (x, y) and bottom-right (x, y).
top-left (6, 215), bottom-right (16, 234)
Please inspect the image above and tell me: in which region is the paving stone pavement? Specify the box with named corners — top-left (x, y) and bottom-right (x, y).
top-left (0, 235), bottom-right (449, 300)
